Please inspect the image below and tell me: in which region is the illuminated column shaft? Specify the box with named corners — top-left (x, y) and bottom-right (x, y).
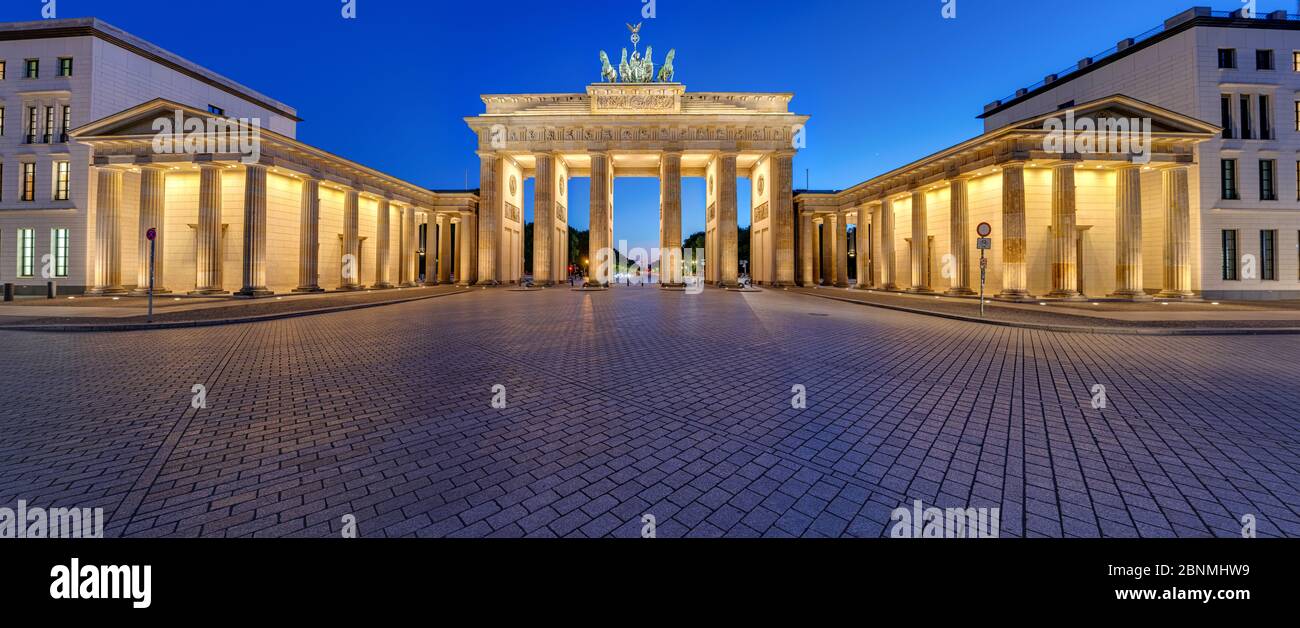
top-left (295, 177), bottom-right (323, 292)
top-left (192, 163), bottom-right (226, 295)
top-left (945, 178), bottom-right (975, 295)
top-left (1157, 166), bottom-right (1194, 299)
top-left (237, 163), bottom-right (272, 297)
top-left (1109, 164), bottom-right (1148, 299)
top-left (908, 190), bottom-right (930, 292)
top-left (997, 163), bottom-right (1030, 300)
top-left (133, 166), bottom-right (167, 294)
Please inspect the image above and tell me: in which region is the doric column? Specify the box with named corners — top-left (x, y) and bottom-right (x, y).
top-left (457, 212), bottom-right (477, 286)
top-left (997, 163), bottom-right (1031, 300)
top-left (400, 205), bottom-right (418, 287)
top-left (340, 187), bottom-right (362, 290)
top-left (1047, 163), bottom-right (1080, 298)
top-left (476, 152), bottom-right (501, 285)
top-left (881, 198), bottom-right (898, 290)
top-left (799, 211), bottom-right (814, 286)
top-left (660, 151), bottom-right (683, 287)
top-left (771, 151), bottom-right (796, 286)
top-left (1109, 164), bottom-right (1149, 300)
top-left (132, 166), bottom-right (168, 295)
top-left (854, 209), bottom-right (869, 288)
top-left (834, 211), bottom-right (849, 287)
top-left (422, 213), bottom-right (436, 285)
top-left (1157, 165), bottom-right (1195, 299)
top-left (294, 177), bottom-right (323, 292)
top-left (533, 154), bottom-right (555, 285)
top-left (191, 163), bottom-right (227, 295)
top-left (717, 152), bottom-right (740, 287)
top-left (587, 151), bottom-right (613, 286)
top-left (236, 164), bottom-right (272, 297)
top-left (89, 167), bottom-right (127, 295)
top-left (908, 190), bottom-right (930, 293)
top-left (945, 177), bottom-right (975, 295)
top-left (812, 218), bottom-right (823, 284)
top-left (437, 214), bottom-right (453, 284)
top-left (871, 203), bottom-right (883, 288)
top-left (373, 199), bottom-right (393, 289)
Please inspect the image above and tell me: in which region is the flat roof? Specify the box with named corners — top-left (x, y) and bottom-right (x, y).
top-left (0, 17), bottom-right (300, 122)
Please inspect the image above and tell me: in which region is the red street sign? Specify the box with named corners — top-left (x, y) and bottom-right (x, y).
top-left (976, 222), bottom-right (992, 237)
top-left (146, 228), bottom-right (157, 241)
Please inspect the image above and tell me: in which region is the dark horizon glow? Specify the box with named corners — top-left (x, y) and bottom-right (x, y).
top-left (0, 0), bottom-right (1262, 253)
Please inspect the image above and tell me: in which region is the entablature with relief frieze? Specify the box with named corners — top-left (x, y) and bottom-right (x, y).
top-left (466, 119), bottom-right (808, 153)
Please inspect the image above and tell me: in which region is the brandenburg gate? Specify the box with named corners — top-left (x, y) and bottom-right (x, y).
top-left (464, 27), bottom-right (809, 288)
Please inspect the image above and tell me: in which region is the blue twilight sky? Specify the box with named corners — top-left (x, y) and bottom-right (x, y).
top-left (1, 0), bottom-right (1282, 253)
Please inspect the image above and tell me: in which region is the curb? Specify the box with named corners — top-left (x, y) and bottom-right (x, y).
top-left (791, 289), bottom-right (1300, 336)
top-left (0, 289), bottom-right (472, 333)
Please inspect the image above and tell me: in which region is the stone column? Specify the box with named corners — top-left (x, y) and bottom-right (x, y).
top-left (294, 177), bottom-right (323, 292)
top-left (340, 188), bottom-right (362, 290)
top-left (881, 198), bottom-right (898, 290)
top-left (812, 218), bottom-right (823, 284)
top-left (89, 167), bottom-right (127, 295)
top-left (533, 154), bottom-right (555, 285)
top-left (587, 151), bottom-right (612, 287)
top-left (997, 163), bottom-right (1031, 301)
top-left (236, 164), bottom-right (272, 297)
top-left (945, 177), bottom-right (975, 295)
top-left (373, 199), bottom-right (394, 289)
top-left (717, 152), bottom-right (740, 287)
top-left (1109, 164), bottom-right (1149, 300)
top-left (771, 151), bottom-right (796, 286)
top-left (476, 152), bottom-right (500, 285)
top-left (1157, 165), bottom-right (1195, 299)
top-left (834, 211), bottom-right (849, 287)
top-left (660, 151), bottom-right (683, 287)
top-left (854, 209), bottom-right (869, 288)
top-left (908, 190), bottom-right (930, 293)
top-left (132, 166), bottom-right (168, 295)
top-left (457, 212), bottom-right (477, 286)
top-left (871, 204), bottom-right (884, 288)
top-left (400, 206), bottom-right (418, 287)
top-left (437, 214), bottom-right (453, 284)
top-left (799, 211), bottom-right (814, 286)
top-left (422, 213), bottom-right (437, 286)
top-left (1047, 163), bottom-right (1080, 298)
top-left (191, 163), bottom-right (227, 295)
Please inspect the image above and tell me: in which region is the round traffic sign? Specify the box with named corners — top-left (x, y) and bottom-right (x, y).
top-left (146, 228), bottom-right (157, 241)
top-left (976, 222), bottom-right (992, 237)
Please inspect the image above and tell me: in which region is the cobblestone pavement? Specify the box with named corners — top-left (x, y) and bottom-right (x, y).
top-left (1, 287), bottom-right (1297, 538)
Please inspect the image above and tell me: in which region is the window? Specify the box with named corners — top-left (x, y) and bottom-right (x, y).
top-left (1219, 48), bottom-right (1237, 69)
top-left (1257, 50), bottom-right (1275, 70)
top-left (23, 58), bottom-right (37, 79)
top-left (50, 229), bottom-right (68, 278)
top-left (1222, 230), bottom-right (1239, 280)
top-left (20, 162), bottom-right (35, 201)
top-left (57, 57), bottom-right (72, 77)
top-left (1260, 230), bottom-right (1277, 281)
top-left (207, 105), bottom-right (225, 116)
top-left (1260, 159), bottom-right (1276, 200)
top-left (1260, 94), bottom-right (1272, 139)
top-left (42, 106), bottom-right (54, 144)
top-left (16, 229), bottom-right (34, 277)
top-left (24, 106), bottom-right (36, 144)
top-left (1239, 95), bottom-right (1253, 139)
top-left (0, 106), bottom-right (5, 137)
top-left (1221, 159), bottom-right (1239, 200)
top-left (1294, 51), bottom-right (1300, 71)
top-left (60, 105), bottom-right (70, 141)
top-left (0, 60), bottom-right (5, 80)
top-left (1223, 95), bottom-right (1236, 138)
top-left (53, 161), bottom-right (69, 201)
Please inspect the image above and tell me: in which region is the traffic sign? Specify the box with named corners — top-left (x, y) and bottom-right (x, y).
top-left (146, 228), bottom-right (157, 241)
top-left (976, 238), bottom-right (992, 250)
top-left (976, 222), bottom-right (992, 237)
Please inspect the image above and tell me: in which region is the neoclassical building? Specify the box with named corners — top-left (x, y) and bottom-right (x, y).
top-left (464, 82), bottom-right (807, 287)
top-left (795, 96), bottom-right (1218, 300)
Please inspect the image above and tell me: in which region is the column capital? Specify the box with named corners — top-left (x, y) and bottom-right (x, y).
top-left (999, 160), bottom-right (1028, 170)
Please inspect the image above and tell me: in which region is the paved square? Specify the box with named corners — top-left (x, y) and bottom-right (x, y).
top-left (1, 288), bottom-right (1297, 537)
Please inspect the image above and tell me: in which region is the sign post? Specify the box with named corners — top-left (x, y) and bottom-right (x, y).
top-left (976, 222), bottom-right (993, 318)
top-left (146, 228), bottom-right (157, 323)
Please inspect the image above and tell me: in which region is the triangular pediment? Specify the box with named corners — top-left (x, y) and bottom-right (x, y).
top-left (1003, 95), bottom-right (1220, 136)
top-left (71, 98), bottom-right (261, 138)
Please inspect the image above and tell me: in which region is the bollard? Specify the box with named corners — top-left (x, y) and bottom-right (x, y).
top-left (47, 281), bottom-right (57, 299)
top-left (3, 283), bottom-right (13, 302)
